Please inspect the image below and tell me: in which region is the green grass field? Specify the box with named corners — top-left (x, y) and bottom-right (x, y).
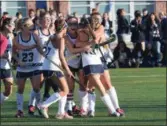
top-left (1, 68), bottom-right (166, 126)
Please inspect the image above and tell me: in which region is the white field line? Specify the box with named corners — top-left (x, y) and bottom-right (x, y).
top-left (9, 74), bottom-right (166, 87)
top-left (112, 79), bottom-right (166, 84)
top-left (11, 79), bottom-right (165, 88)
top-left (128, 80), bottom-right (165, 84)
top-left (111, 74), bottom-right (166, 78)
top-left (0, 122), bottom-right (127, 126)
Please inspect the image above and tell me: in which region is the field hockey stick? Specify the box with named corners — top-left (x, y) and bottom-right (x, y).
top-left (98, 34), bottom-right (116, 47)
top-left (44, 55), bottom-right (80, 85)
top-left (91, 34), bottom-right (116, 50)
top-left (65, 53), bottom-right (80, 61)
top-left (36, 37), bottom-right (81, 84)
top-left (84, 19), bottom-right (116, 67)
top-left (98, 38), bottom-right (107, 63)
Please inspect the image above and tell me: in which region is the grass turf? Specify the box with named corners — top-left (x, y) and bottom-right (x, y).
top-left (0, 68), bottom-right (166, 126)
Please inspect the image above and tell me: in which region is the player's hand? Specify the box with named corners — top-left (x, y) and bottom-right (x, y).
top-left (83, 45), bottom-right (92, 52)
top-left (18, 61), bottom-right (26, 68)
top-left (1, 53), bottom-right (8, 59)
top-left (27, 44), bottom-right (37, 50)
top-left (67, 69), bottom-right (74, 78)
top-left (32, 44), bottom-right (37, 48)
top-left (19, 61), bottom-right (25, 67)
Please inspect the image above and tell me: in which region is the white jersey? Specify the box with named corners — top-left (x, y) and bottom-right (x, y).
top-left (17, 33), bottom-right (42, 72)
top-left (38, 29), bottom-right (52, 69)
top-left (0, 37), bottom-right (13, 69)
top-left (38, 28), bottom-right (51, 46)
top-left (43, 38), bottom-right (61, 71)
top-left (65, 33), bottom-right (81, 69)
top-left (82, 49), bottom-right (102, 67)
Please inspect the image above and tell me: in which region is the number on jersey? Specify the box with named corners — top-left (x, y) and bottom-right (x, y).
top-left (22, 52), bottom-right (34, 62)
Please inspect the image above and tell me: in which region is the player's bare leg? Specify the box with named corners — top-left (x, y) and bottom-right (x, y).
top-left (0, 78), bottom-right (13, 104)
top-left (100, 70), bottom-right (125, 116)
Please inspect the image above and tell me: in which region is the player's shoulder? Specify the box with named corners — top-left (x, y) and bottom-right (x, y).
top-left (33, 29), bottom-right (39, 36)
top-left (9, 33), bottom-right (14, 39)
top-left (100, 25), bottom-right (105, 30)
top-left (49, 29), bottom-right (55, 35)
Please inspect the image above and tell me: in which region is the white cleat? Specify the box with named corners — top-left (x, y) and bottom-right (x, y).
top-left (108, 112), bottom-right (120, 117)
top-left (87, 110), bottom-right (95, 117)
top-left (37, 104), bottom-right (49, 119)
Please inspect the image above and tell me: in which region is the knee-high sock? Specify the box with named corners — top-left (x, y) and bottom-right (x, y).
top-left (107, 87), bottom-right (120, 109)
top-left (58, 96), bottom-right (67, 115)
top-left (78, 90), bottom-right (88, 112)
top-left (100, 93), bottom-right (116, 114)
top-left (0, 93), bottom-right (9, 104)
top-left (34, 91), bottom-right (41, 105)
top-left (16, 93), bottom-right (23, 111)
top-left (66, 92), bottom-right (73, 111)
top-left (41, 92), bottom-right (61, 108)
top-left (28, 89), bottom-right (36, 106)
top-left (88, 91), bottom-right (96, 112)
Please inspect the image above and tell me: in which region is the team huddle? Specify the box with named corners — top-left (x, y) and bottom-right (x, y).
top-left (0, 10), bottom-right (124, 119)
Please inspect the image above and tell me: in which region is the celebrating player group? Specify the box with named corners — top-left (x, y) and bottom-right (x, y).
top-left (0, 10), bottom-right (125, 119)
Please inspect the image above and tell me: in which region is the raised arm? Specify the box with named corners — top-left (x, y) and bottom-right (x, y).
top-left (87, 25), bottom-right (105, 44)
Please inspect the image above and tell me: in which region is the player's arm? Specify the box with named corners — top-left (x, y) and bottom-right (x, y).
top-left (0, 52), bottom-right (8, 59)
top-left (11, 34), bottom-right (23, 65)
top-left (64, 35), bottom-right (90, 53)
top-left (12, 53), bottom-right (25, 66)
top-left (75, 29), bottom-right (92, 48)
top-left (58, 37), bottom-right (74, 77)
top-left (75, 38), bottom-right (93, 48)
top-left (88, 25), bottom-right (105, 44)
top-left (32, 33), bottom-right (45, 56)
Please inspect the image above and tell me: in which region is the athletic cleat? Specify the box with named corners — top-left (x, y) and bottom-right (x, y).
top-left (37, 104), bottom-right (49, 119)
top-left (79, 109), bottom-right (87, 117)
top-left (28, 105), bottom-right (35, 116)
top-left (72, 105), bottom-right (80, 115)
top-left (15, 110), bottom-right (24, 118)
top-left (56, 113), bottom-right (73, 120)
top-left (116, 108), bottom-right (125, 117)
top-left (108, 112), bottom-right (120, 117)
top-left (87, 110), bottom-right (95, 117)
top-left (36, 106), bottom-right (43, 116)
top-left (67, 110), bottom-right (73, 116)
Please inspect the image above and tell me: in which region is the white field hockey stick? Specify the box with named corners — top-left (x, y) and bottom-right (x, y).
top-left (84, 18), bottom-right (116, 67)
top-left (65, 53), bottom-right (80, 61)
top-left (37, 37), bottom-right (81, 84)
top-left (44, 56), bottom-right (81, 85)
